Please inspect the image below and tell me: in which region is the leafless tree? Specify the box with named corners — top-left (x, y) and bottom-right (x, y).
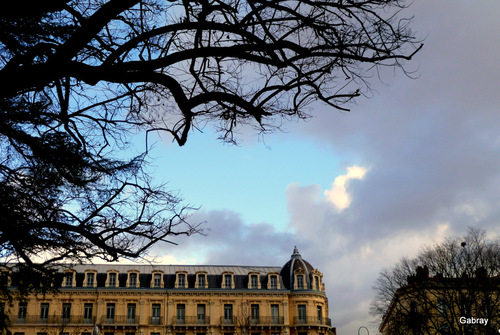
top-left (372, 228), bottom-right (500, 335)
top-left (0, 0), bottom-right (421, 282)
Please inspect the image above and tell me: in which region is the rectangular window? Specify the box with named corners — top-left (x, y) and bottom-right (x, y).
top-left (298, 305), bottom-right (307, 324)
top-left (106, 303), bottom-right (115, 323)
top-left (64, 273), bottom-right (73, 287)
top-left (177, 304), bottom-right (185, 324)
top-left (127, 303), bottom-right (136, 324)
top-left (438, 298), bottom-right (447, 317)
top-left (84, 303), bottom-right (93, 324)
top-left (317, 306), bottom-right (322, 323)
top-left (129, 273), bottom-right (137, 287)
top-left (270, 276), bottom-right (278, 289)
top-left (154, 274), bottom-right (161, 288)
top-left (108, 273), bottom-right (117, 287)
top-left (86, 273), bottom-right (95, 287)
top-left (251, 304), bottom-right (259, 324)
top-left (40, 303), bottom-right (49, 323)
top-left (62, 303), bottom-right (71, 323)
top-left (251, 275), bottom-right (258, 288)
top-left (297, 275), bottom-right (304, 289)
top-left (178, 274), bottom-right (185, 288)
top-left (224, 275), bottom-right (232, 288)
top-left (224, 304), bottom-right (233, 324)
top-left (197, 304), bottom-right (206, 324)
top-left (271, 304), bottom-right (279, 324)
top-left (315, 277), bottom-right (320, 290)
top-left (151, 304), bottom-right (161, 324)
top-left (18, 303), bottom-right (27, 322)
top-left (198, 274), bottom-right (205, 287)
top-left (482, 298), bottom-right (491, 317)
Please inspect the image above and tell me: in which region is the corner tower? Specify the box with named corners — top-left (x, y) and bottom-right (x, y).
top-left (280, 246), bottom-right (318, 291)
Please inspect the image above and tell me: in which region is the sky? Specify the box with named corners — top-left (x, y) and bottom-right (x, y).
top-left (128, 1), bottom-right (500, 334)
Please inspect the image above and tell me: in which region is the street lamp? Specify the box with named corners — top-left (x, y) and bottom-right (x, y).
top-left (358, 326), bottom-right (369, 335)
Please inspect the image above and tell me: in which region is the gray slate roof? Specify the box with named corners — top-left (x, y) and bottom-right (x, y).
top-left (70, 264), bottom-right (281, 275)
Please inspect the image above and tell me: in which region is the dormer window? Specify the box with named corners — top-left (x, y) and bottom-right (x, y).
top-left (85, 271), bottom-right (97, 287)
top-left (267, 273), bottom-right (280, 289)
top-left (179, 274), bottom-right (185, 287)
top-left (127, 271), bottom-right (139, 288)
top-left (248, 272), bottom-right (260, 289)
top-left (175, 271), bottom-right (187, 288)
top-left (63, 271), bottom-right (75, 287)
top-left (222, 272), bottom-right (234, 289)
top-left (296, 275), bottom-right (304, 289)
top-left (311, 269), bottom-right (323, 291)
top-left (151, 271), bottom-right (164, 288)
top-left (196, 272), bottom-right (208, 288)
top-left (107, 272), bottom-right (118, 287)
top-left (251, 275), bottom-right (258, 288)
top-left (154, 274), bottom-right (161, 287)
top-left (0, 269), bottom-right (12, 287)
top-left (271, 276), bottom-right (277, 289)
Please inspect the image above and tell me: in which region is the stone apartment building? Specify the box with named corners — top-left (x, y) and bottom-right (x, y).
top-left (1, 248), bottom-right (335, 335)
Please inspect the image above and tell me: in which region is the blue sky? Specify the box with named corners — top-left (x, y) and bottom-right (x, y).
top-left (147, 131), bottom-right (348, 230)
top-left (120, 1), bottom-right (500, 334)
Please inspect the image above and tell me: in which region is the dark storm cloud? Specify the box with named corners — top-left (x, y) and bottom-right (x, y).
top-left (282, 1), bottom-right (500, 333)
top-left (159, 209), bottom-right (297, 266)
top-left (288, 0), bottom-right (500, 240)
top-left (152, 2), bottom-right (500, 334)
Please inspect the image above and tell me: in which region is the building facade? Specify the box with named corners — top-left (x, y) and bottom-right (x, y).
top-left (1, 248), bottom-right (335, 335)
top-left (379, 266), bottom-right (499, 335)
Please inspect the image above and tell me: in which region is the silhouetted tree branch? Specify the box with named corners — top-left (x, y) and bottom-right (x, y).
top-left (0, 0), bottom-right (420, 283)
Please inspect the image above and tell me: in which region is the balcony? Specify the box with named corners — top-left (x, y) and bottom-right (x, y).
top-left (248, 316), bottom-right (284, 325)
top-left (12, 315), bottom-right (96, 325)
top-left (150, 316), bottom-right (163, 325)
top-left (220, 316), bottom-right (238, 325)
top-left (101, 315), bottom-right (139, 325)
top-left (293, 317), bottom-right (332, 327)
top-left (172, 316), bottom-right (210, 326)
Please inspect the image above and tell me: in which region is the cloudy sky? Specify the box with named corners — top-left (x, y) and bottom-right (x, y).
top-left (133, 1), bottom-right (500, 334)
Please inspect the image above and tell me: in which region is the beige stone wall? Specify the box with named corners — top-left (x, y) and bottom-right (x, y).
top-left (3, 290), bottom-right (332, 335)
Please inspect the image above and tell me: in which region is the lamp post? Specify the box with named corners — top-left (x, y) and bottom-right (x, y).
top-left (358, 326), bottom-right (369, 335)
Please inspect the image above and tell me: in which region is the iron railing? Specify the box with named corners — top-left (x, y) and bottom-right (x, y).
top-left (101, 315), bottom-right (139, 325)
top-left (171, 316), bottom-right (210, 325)
top-left (13, 315), bottom-right (96, 325)
top-left (293, 317), bottom-right (331, 326)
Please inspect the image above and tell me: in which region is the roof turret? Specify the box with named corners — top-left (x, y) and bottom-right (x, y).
top-left (280, 246), bottom-right (314, 290)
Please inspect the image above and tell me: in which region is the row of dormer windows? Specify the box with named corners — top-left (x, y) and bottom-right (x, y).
top-left (59, 270), bottom-right (282, 290)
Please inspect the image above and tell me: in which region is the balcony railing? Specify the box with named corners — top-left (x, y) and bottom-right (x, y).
top-left (248, 316), bottom-right (284, 325)
top-left (150, 316), bottom-right (163, 325)
top-left (101, 315), bottom-right (139, 325)
top-left (293, 317), bottom-right (331, 326)
top-left (172, 316), bottom-right (210, 325)
top-left (13, 315), bottom-right (96, 325)
top-left (220, 316), bottom-right (238, 325)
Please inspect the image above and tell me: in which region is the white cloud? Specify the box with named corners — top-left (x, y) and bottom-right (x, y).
top-left (324, 165), bottom-right (367, 211)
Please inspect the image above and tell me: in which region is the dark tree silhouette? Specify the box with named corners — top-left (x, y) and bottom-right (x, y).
top-left (0, 0), bottom-right (421, 277)
top-left (372, 228), bottom-right (500, 335)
